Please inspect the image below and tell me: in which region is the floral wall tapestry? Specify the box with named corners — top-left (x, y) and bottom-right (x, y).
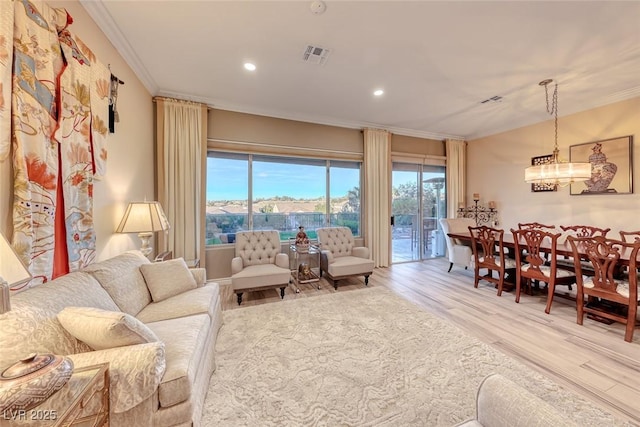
top-left (5, 0), bottom-right (109, 285)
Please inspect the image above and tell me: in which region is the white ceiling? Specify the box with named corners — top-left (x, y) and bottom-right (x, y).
top-left (82, 1), bottom-right (640, 140)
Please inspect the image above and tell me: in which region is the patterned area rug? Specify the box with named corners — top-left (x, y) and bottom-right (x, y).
top-left (202, 287), bottom-right (628, 426)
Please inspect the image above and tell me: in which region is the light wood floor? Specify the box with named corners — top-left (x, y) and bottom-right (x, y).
top-left (220, 258), bottom-right (640, 425)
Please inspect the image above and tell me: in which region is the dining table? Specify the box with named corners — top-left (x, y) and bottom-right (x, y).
top-left (446, 231), bottom-right (636, 266)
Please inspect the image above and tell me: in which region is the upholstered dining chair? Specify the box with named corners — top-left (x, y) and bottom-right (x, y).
top-left (440, 218), bottom-right (475, 272)
top-left (567, 235), bottom-right (640, 342)
top-left (469, 226), bottom-right (518, 296)
top-left (231, 230), bottom-right (291, 304)
top-left (511, 228), bottom-right (577, 314)
top-left (316, 227), bottom-right (374, 289)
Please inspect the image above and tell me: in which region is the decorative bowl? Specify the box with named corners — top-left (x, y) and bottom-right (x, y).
top-left (0, 353), bottom-right (74, 412)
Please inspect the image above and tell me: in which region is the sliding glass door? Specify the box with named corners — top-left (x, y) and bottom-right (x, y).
top-left (391, 162), bottom-right (446, 263)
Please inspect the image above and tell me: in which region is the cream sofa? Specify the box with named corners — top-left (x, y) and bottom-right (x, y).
top-left (455, 373), bottom-right (577, 427)
top-left (0, 251), bottom-right (223, 427)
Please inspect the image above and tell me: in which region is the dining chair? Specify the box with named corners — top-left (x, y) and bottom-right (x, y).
top-left (559, 225), bottom-right (610, 238)
top-left (557, 225), bottom-right (611, 274)
top-left (516, 222), bottom-right (556, 284)
top-left (517, 222), bottom-right (556, 231)
top-left (619, 230), bottom-right (640, 243)
top-left (567, 235), bottom-right (640, 342)
top-left (440, 218), bottom-right (475, 272)
top-left (511, 228), bottom-right (578, 314)
top-left (469, 226), bottom-right (518, 296)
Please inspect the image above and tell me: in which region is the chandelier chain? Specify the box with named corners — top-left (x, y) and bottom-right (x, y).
top-left (543, 82), bottom-right (559, 150)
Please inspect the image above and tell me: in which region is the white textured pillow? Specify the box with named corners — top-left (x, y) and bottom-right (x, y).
top-left (140, 258), bottom-right (197, 302)
top-left (57, 307), bottom-right (159, 350)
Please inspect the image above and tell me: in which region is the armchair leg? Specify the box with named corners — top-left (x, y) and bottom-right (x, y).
top-left (447, 262), bottom-right (453, 272)
top-left (236, 292), bottom-right (243, 305)
top-left (280, 287), bottom-right (286, 299)
top-left (333, 279), bottom-right (338, 290)
top-left (364, 275), bottom-right (369, 286)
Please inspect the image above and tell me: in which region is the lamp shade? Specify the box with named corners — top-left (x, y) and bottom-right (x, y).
top-left (116, 201), bottom-right (170, 234)
top-left (524, 161), bottom-right (592, 185)
top-left (0, 233), bottom-right (31, 287)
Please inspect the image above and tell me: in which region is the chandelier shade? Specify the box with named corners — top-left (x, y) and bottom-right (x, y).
top-left (524, 150), bottom-right (592, 186)
top-left (524, 79), bottom-right (591, 187)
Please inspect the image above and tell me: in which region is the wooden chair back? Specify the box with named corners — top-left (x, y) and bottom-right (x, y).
top-left (469, 226), bottom-right (513, 296)
top-left (567, 235), bottom-right (640, 342)
top-left (511, 228), bottom-right (558, 280)
top-left (511, 228), bottom-right (577, 314)
top-left (560, 225), bottom-right (610, 238)
top-left (469, 226), bottom-right (503, 269)
top-left (517, 222), bottom-right (555, 231)
top-left (619, 230), bottom-right (640, 243)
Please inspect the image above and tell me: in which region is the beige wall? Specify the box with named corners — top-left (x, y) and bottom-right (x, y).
top-left (467, 96), bottom-right (640, 235)
top-left (0, 1), bottom-right (155, 261)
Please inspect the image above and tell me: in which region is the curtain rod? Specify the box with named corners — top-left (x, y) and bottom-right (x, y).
top-left (152, 96), bottom-right (210, 109)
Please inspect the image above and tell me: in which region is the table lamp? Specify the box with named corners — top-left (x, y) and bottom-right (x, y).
top-left (116, 201), bottom-right (170, 258)
top-left (0, 232), bottom-right (32, 314)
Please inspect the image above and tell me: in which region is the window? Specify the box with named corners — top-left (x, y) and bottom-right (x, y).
top-left (206, 152), bottom-right (361, 245)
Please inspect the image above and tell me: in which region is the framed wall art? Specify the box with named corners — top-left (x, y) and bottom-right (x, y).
top-left (569, 135), bottom-right (633, 196)
top-left (530, 154), bottom-right (557, 192)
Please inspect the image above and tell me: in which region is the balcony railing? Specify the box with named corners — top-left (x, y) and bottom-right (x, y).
top-left (205, 212), bottom-right (360, 245)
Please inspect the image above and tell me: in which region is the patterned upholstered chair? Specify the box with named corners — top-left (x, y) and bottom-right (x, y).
top-left (231, 230), bottom-right (290, 304)
top-left (316, 227), bottom-right (374, 290)
top-left (440, 218), bottom-right (475, 272)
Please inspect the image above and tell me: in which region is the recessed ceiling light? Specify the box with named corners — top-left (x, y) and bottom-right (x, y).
top-left (373, 89), bottom-right (384, 96)
top-left (244, 63), bottom-right (256, 71)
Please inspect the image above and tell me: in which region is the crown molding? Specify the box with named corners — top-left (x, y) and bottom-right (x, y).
top-left (79, 0), bottom-right (158, 94)
top-left (157, 89), bottom-right (464, 141)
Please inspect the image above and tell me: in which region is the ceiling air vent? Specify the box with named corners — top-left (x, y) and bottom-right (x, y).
top-left (302, 44), bottom-right (331, 65)
top-left (480, 95), bottom-right (503, 104)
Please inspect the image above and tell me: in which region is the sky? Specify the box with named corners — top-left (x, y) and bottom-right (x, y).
top-left (207, 158), bottom-right (359, 201)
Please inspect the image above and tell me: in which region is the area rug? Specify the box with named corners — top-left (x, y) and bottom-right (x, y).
top-left (202, 287), bottom-right (628, 426)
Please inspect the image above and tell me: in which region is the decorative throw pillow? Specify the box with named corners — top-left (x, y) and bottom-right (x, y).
top-left (57, 307), bottom-right (159, 351)
top-left (139, 258), bottom-right (197, 302)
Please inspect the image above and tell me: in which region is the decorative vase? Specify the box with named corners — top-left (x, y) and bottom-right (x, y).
top-left (0, 353), bottom-right (74, 412)
top-left (295, 226), bottom-right (310, 253)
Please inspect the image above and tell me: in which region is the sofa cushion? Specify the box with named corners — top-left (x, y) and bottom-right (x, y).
top-left (83, 251), bottom-right (152, 316)
top-left (146, 314), bottom-right (211, 408)
top-left (136, 282), bottom-right (221, 324)
top-left (58, 306), bottom-right (159, 350)
top-left (327, 255), bottom-right (375, 277)
top-left (140, 258), bottom-right (197, 302)
top-left (0, 272), bottom-right (120, 369)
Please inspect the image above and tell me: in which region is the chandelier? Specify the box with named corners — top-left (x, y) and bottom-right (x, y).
top-left (524, 79), bottom-right (591, 187)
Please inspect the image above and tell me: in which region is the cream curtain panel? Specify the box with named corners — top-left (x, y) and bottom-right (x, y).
top-left (155, 98), bottom-right (207, 266)
top-left (445, 139), bottom-right (466, 218)
top-left (364, 128), bottom-right (391, 268)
